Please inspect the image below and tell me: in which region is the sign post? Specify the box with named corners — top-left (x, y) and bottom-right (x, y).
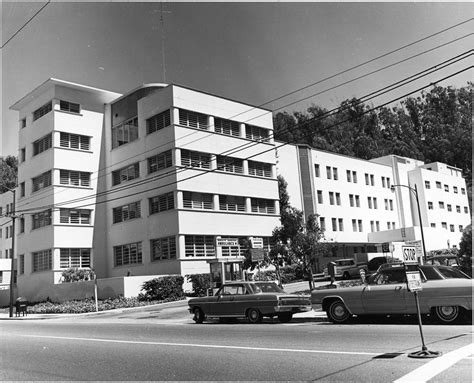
top-left (402, 249), bottom-right (440, 359)
top-left (249, 237), bottom-right (264, 280)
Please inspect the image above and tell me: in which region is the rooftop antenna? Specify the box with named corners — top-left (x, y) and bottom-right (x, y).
top-left (158, 3), bottom-right (171, 83)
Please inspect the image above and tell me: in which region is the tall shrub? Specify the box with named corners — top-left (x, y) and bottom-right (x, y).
top-left (186, 274), bottom-right (211, 296)
top-left (139, 275), bottom-right (184, 301)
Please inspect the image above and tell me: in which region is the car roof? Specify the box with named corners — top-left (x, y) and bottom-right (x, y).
top-left (221, 281), bottom-right (276, 285)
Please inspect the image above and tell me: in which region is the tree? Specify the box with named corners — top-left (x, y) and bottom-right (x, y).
top-left (273, 83), bottom-right (472, 199)
top-left (0, 155), bottom-right (18, 193)
top-left (256, 176), bottom-right (330, 289)
top-left (289, 213), bottom-right (331, 289)
top-left (458, 224), bottom-right (472, 276)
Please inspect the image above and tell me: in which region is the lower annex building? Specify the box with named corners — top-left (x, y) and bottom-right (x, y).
top-left (0, 78), bottom-right (470, 302)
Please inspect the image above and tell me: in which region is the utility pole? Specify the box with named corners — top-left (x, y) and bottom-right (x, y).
top-left (8, 189), bottom-right (16, 318)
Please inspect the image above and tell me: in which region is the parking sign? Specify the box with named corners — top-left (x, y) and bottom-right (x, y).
top-left (406, 271), bottom-right (423, 292)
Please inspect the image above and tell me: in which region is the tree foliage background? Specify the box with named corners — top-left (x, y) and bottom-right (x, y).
top-left (274, 84), bottom-right (472, 198)
top-left (0, 155), bottom-right (18, 193)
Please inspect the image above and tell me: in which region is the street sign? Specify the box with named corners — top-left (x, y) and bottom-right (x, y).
top-left (406, 271), bottom-right (423, 292)
top-left (402, 246), bottom-right (418, 264)
top-left (250, 248), bottom-right (265, 262)
top-left (250, 237), bottom-right (264, 249)
top-left (405, 240), bottom-right (423, 260)
top-left (216, 238), bottom-right (238, 247)
top-left (382, 242), bottom-right (390, 253)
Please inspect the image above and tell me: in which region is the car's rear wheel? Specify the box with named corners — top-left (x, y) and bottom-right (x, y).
top-left (193, 307), bottom-right (205, 324)
top-left (433, 305), bottom-right (460, 324)
top-left (343, 272), bottom-right (351, 280)
top-left (247, 308), bottom-right (263, 324)
top-left (277, 313), bottom-right (293, 323)
top-left (327, 300), bottom-right (351, 324)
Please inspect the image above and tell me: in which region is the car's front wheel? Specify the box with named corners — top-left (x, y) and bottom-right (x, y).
top-left (277, 313), bottom-right (293, 323)
top-left (433, 305), bottom-right (460, 324)
top-left (343, 272), bottom-right (351, 280)
top-left (247, 308), bottom-right (263, 324)
top-left (327, 300), bottom-right (351, 324)
top-left (193, 307), bottom-right (205, 324)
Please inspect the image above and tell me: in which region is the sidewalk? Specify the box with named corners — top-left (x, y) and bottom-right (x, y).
top-left (0, 280), bottom-right (329, 321)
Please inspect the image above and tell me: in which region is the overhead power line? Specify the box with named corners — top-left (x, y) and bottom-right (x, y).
top-left (14, 32), bottom-right (472, 211)
top-left (1, 1), bottom-right (51, 49)
top-left (9, 65), bottom-right (471, 216)
top-left (11, 52), bottom-right (472, 212)
top-left (14, 19), bottom-right (473, 211)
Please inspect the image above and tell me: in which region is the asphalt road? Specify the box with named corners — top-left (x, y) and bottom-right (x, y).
top-left (1, 300), bottom-right (472, 381)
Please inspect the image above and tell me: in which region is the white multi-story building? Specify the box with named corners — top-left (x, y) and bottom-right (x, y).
top-left (2, 78), bottom-right (471, 303)
top-left (277, 146), bottom-right (471, 269)
top-left (0, 193), bottom-right (15, 296)
top-left (7, 78), bottom-right (281, 301)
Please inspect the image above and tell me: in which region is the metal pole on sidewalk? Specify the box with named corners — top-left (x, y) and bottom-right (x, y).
top-left (408, 290), bottom-right (441, 359)
top-left (94, 274), bottom-right (99, 312)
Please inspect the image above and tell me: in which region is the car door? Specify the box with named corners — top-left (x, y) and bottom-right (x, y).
top-left (211, 284), bottom-right (244, 316)
top-left (361, 269), bottom-right (408, 314)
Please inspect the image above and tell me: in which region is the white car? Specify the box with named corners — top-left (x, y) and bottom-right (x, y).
top-left (312, 264), bottom-right (472, 324)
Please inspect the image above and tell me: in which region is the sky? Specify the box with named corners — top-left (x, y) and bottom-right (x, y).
top-left (1, 1), bottom-right (473, 157)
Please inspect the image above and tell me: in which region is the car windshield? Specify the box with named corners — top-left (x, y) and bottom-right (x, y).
top-left (252, 282), bottom-right (285, 293)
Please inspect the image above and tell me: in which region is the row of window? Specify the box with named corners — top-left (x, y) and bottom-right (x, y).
top-left (17, 248), bottom-right (90, 274)
top-left (29, 208), bottom-right (91, 231)
top-left (316, 191), bottom-right (394, 210)
top-left (18, 168), bottom-right (91, 199)
top-left (430, 223), bottom-right (465, 232)
top-left (0, 225), bottom-right (13, 239)
top-left (427, 202), bottom-right (469, 214)
top-left (115, 235), bottom-right (258, 266)
top-left (22, 100), bottom-right (80, 127)
top-left (112, 149), bottom-right (273, 186)
top-left (0, 249), bottom-right (13, 259)
top-left (425, 180), bottom-right (466, 194)
top-left (112, 108), bottom-right (271, 150)
top-left (315, 164), bottom-right (392, 188)
top-left (113, 192), bottom-right (276, 224)
top-left (319, 217), bottom-right (396, 233)
top-left (115, 235), bottom-right (272, 266)
top-left (20, 132), bottom-right (91, 165)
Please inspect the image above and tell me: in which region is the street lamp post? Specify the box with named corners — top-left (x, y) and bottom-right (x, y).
top-left (391, 183), bottom-right (427, 263)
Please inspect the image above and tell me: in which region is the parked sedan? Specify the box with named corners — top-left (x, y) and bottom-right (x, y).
top-left (311, 264), bottom-right (473, 324)
top-left (188, 281), bottom-right (312, 324)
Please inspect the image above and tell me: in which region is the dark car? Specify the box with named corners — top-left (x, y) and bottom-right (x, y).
top-left (312, 264), bottom-right (472, 324)
top-left (366, 256), bottom-right (402, 275)
top-left (188, 281), bottom-right (312, 324)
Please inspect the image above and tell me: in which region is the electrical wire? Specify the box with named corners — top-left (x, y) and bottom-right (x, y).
top-left (10, 55), bottom-right (472, 213)
top-left (1, 1), bottom-right (51, 49)
top-left (12, 19), bottom-right (472, 208)
top-left (14, 32), bottom-right (472, 211)
top-left (10, 65), bottom-right (472, 216)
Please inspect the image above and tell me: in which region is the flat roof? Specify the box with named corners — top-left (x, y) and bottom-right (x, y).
top-left (10, 78), bottom-right (122, 111)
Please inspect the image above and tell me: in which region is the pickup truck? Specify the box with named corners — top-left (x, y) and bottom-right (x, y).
top-left (323, 256), bottom-right (402, 280)
top-left (323, 258), bottom-right (367, 280)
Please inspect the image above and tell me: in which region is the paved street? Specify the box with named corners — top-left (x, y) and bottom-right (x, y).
top-left (1, 298), bottom-right (472, 382)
